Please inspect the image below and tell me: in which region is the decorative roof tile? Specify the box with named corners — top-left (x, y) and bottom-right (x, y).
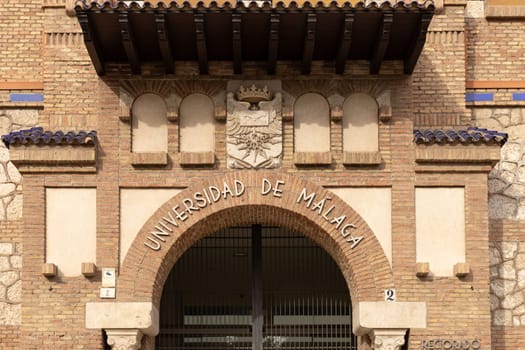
top-left (2, 127), bottom-right (97, 148)
top-left (413, 127), bottom-right (508, 145)
top-left (75, 0), bottom-right (435, 10)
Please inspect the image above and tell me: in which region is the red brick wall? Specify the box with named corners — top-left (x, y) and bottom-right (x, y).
top-left (466, 17), bottom-right (525, 81)
top-left (0, 0), bottom-right (43, 81)
top-left (412, 6), bottom-right (469, 127)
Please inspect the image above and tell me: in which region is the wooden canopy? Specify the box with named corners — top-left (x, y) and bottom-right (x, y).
top-left (75, 0), bottom-right (435, 75)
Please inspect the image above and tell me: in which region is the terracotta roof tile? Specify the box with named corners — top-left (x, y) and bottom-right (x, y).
top-left (413, 127), bottom-right (508, 145)
top-left (2, 127), bottom-right (97, 148)
top-left (75, 0), bottom-right (435, 10)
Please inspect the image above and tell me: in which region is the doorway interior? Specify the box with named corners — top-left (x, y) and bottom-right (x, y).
top-left (156, 225), bottom-right (356, 350)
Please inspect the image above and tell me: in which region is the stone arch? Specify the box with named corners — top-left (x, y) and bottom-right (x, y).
top-left (118, 171), bottom-right (394, 307)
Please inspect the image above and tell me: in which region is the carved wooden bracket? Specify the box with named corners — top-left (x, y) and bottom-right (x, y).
top-left (336, 13), bottom-right (355, 75)
top-left (370, 12), bottom-right (393, 74)
top-left (118, 11), bottom-right (141, 74)
top-left (155, 13), bottom-right (175, 74)
top-left (267, 13), bottom-right (280, 75)
top-left (302, 13), bottom-right (317, 75)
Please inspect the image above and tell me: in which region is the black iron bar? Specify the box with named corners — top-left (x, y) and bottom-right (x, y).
top-left (252, 225), bottom-right (263, 350)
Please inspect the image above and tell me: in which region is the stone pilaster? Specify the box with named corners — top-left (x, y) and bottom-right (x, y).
top-left (106, 329), bottom-right (143, 350)
top-left (370, 329), bottom-right (407, 350)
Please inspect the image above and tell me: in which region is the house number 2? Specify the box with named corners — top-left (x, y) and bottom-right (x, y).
top-left (384, 289), bottom-right (396, 302)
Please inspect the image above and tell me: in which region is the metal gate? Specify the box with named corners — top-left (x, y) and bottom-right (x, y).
top-left (156, 226), bottom-right (356, 350)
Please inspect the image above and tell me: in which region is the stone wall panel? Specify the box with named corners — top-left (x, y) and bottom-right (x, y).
top-left (0, 241), bottom-right (21, 325)
top-left (490, 241), bottom-right (525, 326)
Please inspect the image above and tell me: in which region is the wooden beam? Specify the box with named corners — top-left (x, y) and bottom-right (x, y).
top-left (302, 13), bottom-right (317, 75)
top-left (267, 13), bottom-right (280, 75)
top-left (370, 11), bottom-right (393, 75)
top-left (155, 13), bottom-right (175, 74)
top-left (77, 12), bottom-right (105, 75)
top-left (335, 13), bottom-right (354, 75)
top-left (232, 13), bottom-right (242, 74)
top-left (118, 11), bottom-right (141, 74)
top-left (404, 12), bottom-right (432, 74)
top-left (251, 224), bottom-right (263, 350)
top-left (194, 13), bottom-right (208, 74)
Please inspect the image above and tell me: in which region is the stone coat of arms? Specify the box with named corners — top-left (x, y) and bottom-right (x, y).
top-left (226, 81), bottom-right (282, 169)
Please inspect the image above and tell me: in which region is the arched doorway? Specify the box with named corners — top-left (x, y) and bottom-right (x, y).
top-left (117, 172), bottom-right (396, 305)
top-left (86, 173), bottom-right (427, 350)
top-left (156, 225), bottom-right (356, 350)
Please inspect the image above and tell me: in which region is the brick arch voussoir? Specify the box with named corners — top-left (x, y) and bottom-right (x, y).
top-left (118, 172), bottom-right (394, 306)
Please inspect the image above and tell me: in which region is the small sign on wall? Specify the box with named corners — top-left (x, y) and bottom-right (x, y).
top-left (102, 268), bottom-right (116, 287)
top-left (384, 289), bottom-right (396, 302)
top-left (100, 287), bottom-right (116, 299)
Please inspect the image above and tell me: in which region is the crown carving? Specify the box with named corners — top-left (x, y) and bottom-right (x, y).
top-left (237, 85), bottom-right (273, 103)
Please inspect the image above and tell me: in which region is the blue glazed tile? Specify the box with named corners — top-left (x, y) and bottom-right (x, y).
top-left (512, 93), bottom-right (525, 101)
top-left (465, 93), bottom-right (493, 102)
top-left (9, 93), bottom-right (44, 102)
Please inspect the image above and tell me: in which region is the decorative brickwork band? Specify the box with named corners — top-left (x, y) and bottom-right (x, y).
top-left (106, 329), bottom-right (143, 350)
top-left (370, 329), bottom-right (407, 350)
top-left (426, 31), bottom-right (464, 45)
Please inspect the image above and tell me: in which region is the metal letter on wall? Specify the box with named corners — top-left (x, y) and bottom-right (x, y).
top-left (226, 80), bottom-right (282, 169)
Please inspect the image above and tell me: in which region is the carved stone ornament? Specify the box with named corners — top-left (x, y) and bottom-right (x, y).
top-left (370, 329), bottom-right (407, 350)
top-left (226, 81), bottom-right (282, 169)
top-left (106, 329), bottom-right (143, 350)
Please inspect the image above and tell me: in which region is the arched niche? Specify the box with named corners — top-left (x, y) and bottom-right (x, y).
top-left (131, 93), bottom-right (168, 153)
top-left (293, 93), bottom-right (332, 165)
top-left (179, 93), bottom-right (215, 153)
top-left (179, 93), bottom-right (216, 165)
top-left (343, 93), bottom-right (379, 153)
top-left (294, 93), bottom-right (331, 153)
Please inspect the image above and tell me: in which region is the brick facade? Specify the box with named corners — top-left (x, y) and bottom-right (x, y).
top-left (0, 0), bottom-right (524, 349)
